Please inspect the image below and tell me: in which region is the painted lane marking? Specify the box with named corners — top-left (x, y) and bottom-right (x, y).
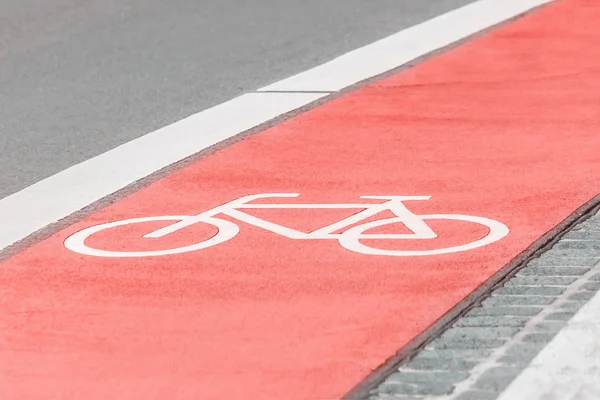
top-left (0, 93), bottom-right (324, 252)
top-left (63, 193), bottom-right (509, 258)
top-left (258, 0), bottom-right (553, 92)
top-left (0, 0), bottom-right (551, 254)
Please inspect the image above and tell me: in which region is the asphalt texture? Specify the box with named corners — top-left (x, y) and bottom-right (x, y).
top-left (0, 0), bottom-right (477, 199)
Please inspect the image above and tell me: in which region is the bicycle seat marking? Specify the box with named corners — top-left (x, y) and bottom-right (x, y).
top-left (64, 193), bottom-right (509, 258)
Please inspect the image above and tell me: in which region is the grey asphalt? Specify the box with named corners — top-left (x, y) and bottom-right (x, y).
top-left (0, 0), bottom-right (475, 200)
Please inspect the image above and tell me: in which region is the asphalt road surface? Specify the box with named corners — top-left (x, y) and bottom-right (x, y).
top-left (3, 1), bottom-right (600, 399)
top-left (0, 0), bottom-right (476, 199)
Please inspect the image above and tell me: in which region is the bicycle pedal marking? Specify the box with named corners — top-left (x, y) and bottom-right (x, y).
top-left (64, 193), bottom-right (509, 258)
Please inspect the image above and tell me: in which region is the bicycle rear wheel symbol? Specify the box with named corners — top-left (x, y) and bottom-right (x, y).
top-left (64, 194), bottom-right (509, 258)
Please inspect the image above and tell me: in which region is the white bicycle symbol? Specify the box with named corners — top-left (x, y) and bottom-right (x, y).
top-left (64, 193), bottom-right (509, 258)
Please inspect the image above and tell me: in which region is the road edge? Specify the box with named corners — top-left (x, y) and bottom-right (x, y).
top-left (343, 193), bottom-right (600, 400)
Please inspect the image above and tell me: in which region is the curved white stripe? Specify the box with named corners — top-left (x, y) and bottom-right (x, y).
top-left (0, 0), bottom-right (552, 253)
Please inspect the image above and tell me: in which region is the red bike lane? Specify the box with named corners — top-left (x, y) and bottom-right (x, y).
top-left (2, 0), bottom-right (600, 398)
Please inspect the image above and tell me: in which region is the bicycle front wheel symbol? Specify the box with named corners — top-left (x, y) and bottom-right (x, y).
top-left (337, 214), bottom-right (509, 256)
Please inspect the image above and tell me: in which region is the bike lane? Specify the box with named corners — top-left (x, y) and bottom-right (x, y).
top-left (2, 0), bottom-right (600, 398)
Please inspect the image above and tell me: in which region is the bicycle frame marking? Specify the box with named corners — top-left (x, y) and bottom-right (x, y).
top-left (64, 193), bottom-right (510, 257)
top-left (144, 194), bottom-right (437, 240)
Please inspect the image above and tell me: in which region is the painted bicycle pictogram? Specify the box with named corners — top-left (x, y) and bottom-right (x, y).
top-left (64, 193), bottom-right (509, 257)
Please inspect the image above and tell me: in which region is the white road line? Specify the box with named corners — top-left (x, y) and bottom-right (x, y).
top-left (258, 0), bottom-right (552, 92)
top-left (0, 93), bottom-right (324, 251)
top-left (497, 263), bottom-right (600, 400)
top-left (0, 0), bottom-right (552, 253)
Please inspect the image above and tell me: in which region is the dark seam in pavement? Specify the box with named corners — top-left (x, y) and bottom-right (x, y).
top-left (256, 90), bottom-right (336, 94)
